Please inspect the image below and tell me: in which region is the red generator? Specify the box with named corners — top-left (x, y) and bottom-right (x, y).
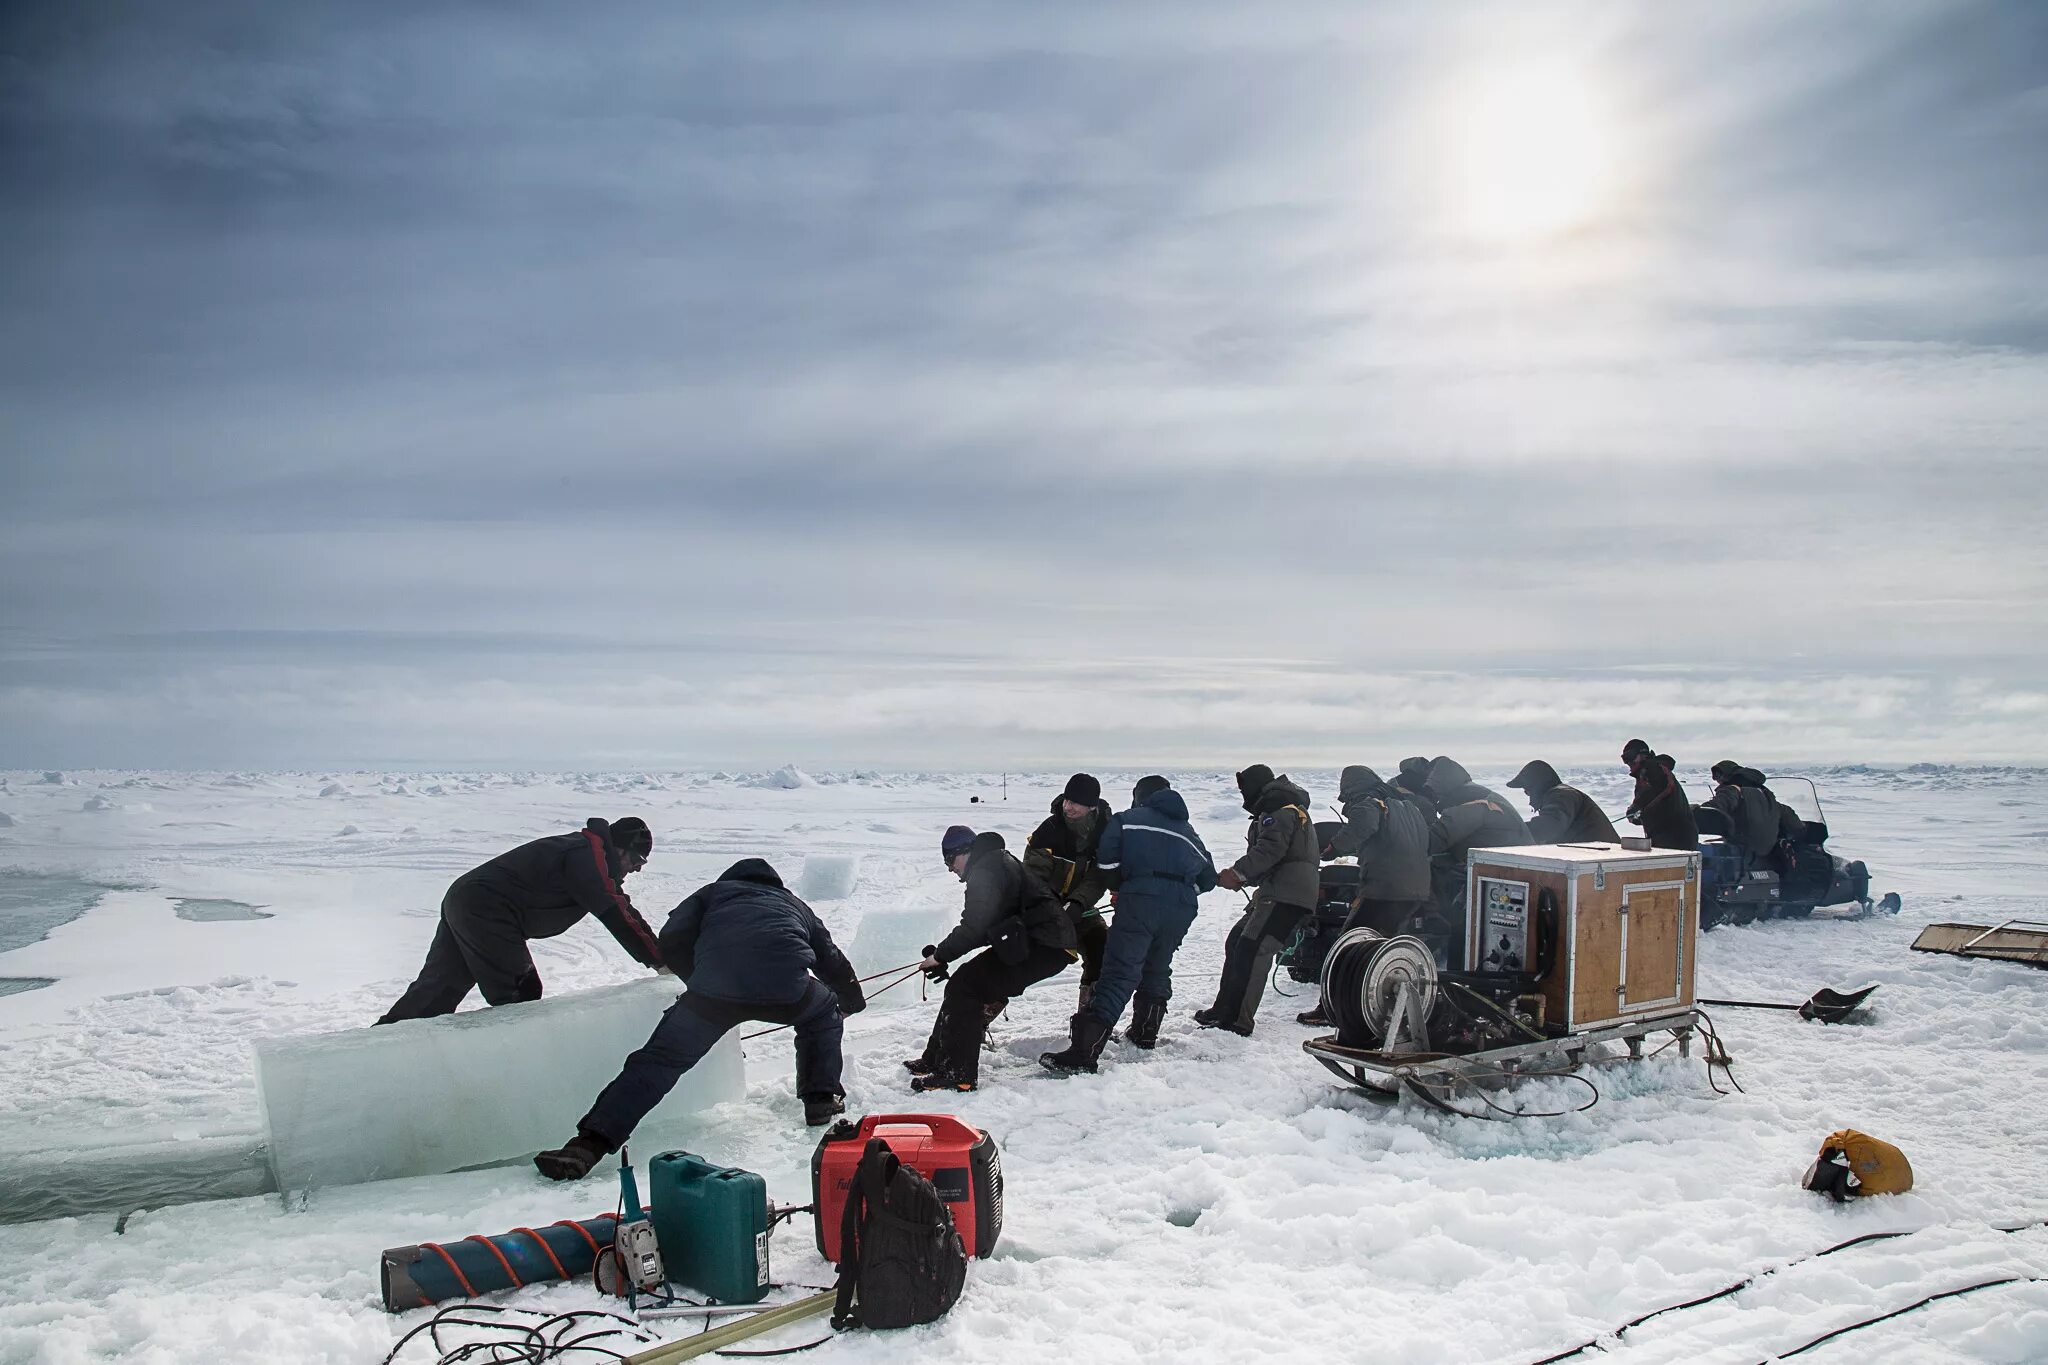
top-left (812, 1113), bottom-right (1002, 1262)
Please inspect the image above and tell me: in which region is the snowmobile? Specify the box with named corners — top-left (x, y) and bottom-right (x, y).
top-left (1693, 775), bottom-right (1897, 927)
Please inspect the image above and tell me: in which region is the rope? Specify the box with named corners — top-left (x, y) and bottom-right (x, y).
top-left (1524, 1219), bottom-right (2048, 1364)
top-left (381, 1304), bottom-right (661, 1365)
top-left (1764, 1276), bottom-right (2044, 1361)
top-left (740, 962), bottom-right (926, 1041)
top-left (1694, 1009), bottom-right (1744, 1095)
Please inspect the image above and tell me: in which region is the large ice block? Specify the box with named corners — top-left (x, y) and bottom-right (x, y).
top-left (254, 977), bottom-right (743, 1194)
top-left (847, 905), bottom-right (954, 1009)
top-left (795, 855), bottom-right (860, 901)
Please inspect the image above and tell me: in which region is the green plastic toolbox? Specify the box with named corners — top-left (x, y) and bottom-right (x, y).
top-left (646, 1150), bottom-right (772, 1304)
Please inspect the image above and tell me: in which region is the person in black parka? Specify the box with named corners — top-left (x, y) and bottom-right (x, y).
top-left (535, 857), bottom-right (865, 1180)
top-left (377, 817), bottom-right (664, 1024)
top-left (1508, 760), bottom-right (1621, 844)
top-left (1024, 773), bottom-right (1116, 1018)
top-left (1621, 740), bottom-right (1698, 850)
top-left (907, 827), bottom-right (1076, 1093)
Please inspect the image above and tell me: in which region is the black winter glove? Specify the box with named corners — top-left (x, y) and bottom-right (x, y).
top-left (834, 976), bottom-right (867, 1016)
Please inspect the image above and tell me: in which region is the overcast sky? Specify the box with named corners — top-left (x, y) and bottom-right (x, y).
top-left (2, 1), bottom-right (2044, 770)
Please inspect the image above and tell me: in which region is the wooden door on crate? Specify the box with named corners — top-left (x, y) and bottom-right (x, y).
top-left (1620, 880), bottom-right (1686, 1013)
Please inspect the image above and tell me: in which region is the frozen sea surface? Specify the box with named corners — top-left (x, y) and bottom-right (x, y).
top-left (0, 766), bottom-right (2045, 1363)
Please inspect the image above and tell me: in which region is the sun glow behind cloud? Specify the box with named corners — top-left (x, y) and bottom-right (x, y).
top-left (1451, 61), bottom-right (1617, 241)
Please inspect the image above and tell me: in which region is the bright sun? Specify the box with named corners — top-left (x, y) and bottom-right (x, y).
top-left (1453, 64), bottom-right (1612, 242)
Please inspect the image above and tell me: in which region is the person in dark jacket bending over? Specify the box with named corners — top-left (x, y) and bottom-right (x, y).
top-left (534, 858), bottom-right (865, 1180)
top-left (1622, 739), bottom-right (1697, 850)
top-left (1423, 758), bottom-right (1532, 965)
top-left (1296, 765), bottom-right (1433, 1027)
top-left (906, 826), bottom-right (1077, 1093)
top-left (1195, 766), bottom-right (1320, 1037)
top-left (1041, 776), bottom-right (1217, 1074)
top-left (1024, 773), bottom-right (1116, 1020)
top-left (377, 817), bottom-right (664, 1024)
top-left (1508, 761), bottom-right (1620, 844)
top-left (1391, 757), bottom-right (1438, 816)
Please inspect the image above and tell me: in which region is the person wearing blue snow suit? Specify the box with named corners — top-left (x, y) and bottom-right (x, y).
top-left (535, 858), bottom-right (865, 1181)
top-left (1039, 775), bottom-right (1217, 1074)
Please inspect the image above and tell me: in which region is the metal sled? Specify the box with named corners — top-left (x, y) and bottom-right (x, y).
top-left (1910, 920), bottom-right (2048, 969)
top-left (1302, 1008), bottom-right (1699, 1099)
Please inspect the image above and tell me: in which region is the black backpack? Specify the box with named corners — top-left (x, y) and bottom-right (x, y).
top-left (831, 1138), bottom-right (967, 1330)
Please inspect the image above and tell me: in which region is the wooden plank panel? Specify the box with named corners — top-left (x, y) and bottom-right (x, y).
top-left (1571, 873), bottom-right (1624, 1028)
top-left (1623, 885), bottom-right (1681, 1006)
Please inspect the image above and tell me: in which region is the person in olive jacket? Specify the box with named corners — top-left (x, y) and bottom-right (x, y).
top-left (906, 826), bottom-right (1077, 1092)
top-left (1194, 765), bottom-right (1320, 1036)
top-left (1296, 764), bottom-right (1433, 1026)
top-left (1507, 760), bottom-right (1621, 844)
top-left (1622, 739), bottom-right (1698, 850)
top-left (1024, 773), bottom-right (1116, 1019)
top-left (377, 816), bottom-right (663, 1024)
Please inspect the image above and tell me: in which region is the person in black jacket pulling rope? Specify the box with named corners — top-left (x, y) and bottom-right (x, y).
top-left (1194, 765), bottom-right (1320, 1037)
top-left (1040, 775), bottom-right (1218, 1074)
top-left (377, 817), bottom-right (664, 1024)
top-left (905, 826), bottom-right (1077, 1093)
top-left (1024, 773), bottom-right (1116, 1020)
top-left (1508, 760), bottom-right (1621, 844)
top-left (535, 857), bottom-right (866, 1180)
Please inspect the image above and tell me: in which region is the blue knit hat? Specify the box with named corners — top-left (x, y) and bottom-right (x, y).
top-left (941, 825), bottom-right (976, 862)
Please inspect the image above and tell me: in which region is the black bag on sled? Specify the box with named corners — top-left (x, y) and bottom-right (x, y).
top-left (831, 1138), bottom-right (967, 1329)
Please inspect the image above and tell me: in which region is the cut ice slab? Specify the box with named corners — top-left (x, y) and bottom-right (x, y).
top-left (848, 904), bottom-right (954, 1005)
top-left (253, 977), bottom-right (742, 1195)
top-left (795, 854), bottom-right (860, 901)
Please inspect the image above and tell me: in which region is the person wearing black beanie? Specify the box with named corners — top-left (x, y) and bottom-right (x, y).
top-left (1024, 774), bottom-right (1116, 1020)
top-left (1195, 765), bottom-right (1320, 1037)
top-left (376, 817), bottom-right (664, 1025)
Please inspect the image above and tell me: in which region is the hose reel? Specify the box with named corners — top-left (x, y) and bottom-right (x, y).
top-left (1321, 928), bottom-right (1438, 1053)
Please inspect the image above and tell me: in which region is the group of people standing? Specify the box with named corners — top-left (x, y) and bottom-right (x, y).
top-left (369, 743), bottom-right (1753, 1181)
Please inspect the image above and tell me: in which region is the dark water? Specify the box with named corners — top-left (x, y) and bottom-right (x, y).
top-left (173, 898), bottom-right (273, 923)
top-left (0, 977), bottom-right (54, 997)
top-left (0, 870), bottom-right (121, 954)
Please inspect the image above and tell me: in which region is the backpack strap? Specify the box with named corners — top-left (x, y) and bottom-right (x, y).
top-left (832, 1139), bottom-right (902, 1329)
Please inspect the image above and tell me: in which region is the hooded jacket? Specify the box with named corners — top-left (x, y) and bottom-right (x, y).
top-left (1025, 795), bottom-right (1115, 912)
top-left (933, 831), bottom-right (1076, 965)
top-left (1626, 756), bottom-right (1698, 850)
top-left (1095, 785), bottom-right (1217, 914)
top-left (1424, 758), bottom-right (1533, 861)
top-left (1390, 757), bottom-right (1439, 816)
top-left (1327, 765), bottom-right (1432, 900)
top-left (454, 817), bottom-right (663, 966)
top-left (658, 858), bottom-right (855, 1005)
top-left (1707, 777), bottom-right (1782, 856)
top-left (1233, 774), bottom-right (1321, 910)
top-left (1509, 761), bottom-right (1621, 844)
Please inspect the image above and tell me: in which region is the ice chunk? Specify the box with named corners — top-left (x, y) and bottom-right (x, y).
top-left (795, 855), bottom-right (860, 901)
top-left (743, 765), bottom-right (816, 789)
top-left (253, 977), bottom-right (742, 1194)
top-left (318, 783), bottom-right (345, 797)
top-left (0, 811), bottom-right (13, 827)
top-left (82, 795), bottom-right (114, 812)
top-left (848, 905), bottom-right (955, 1007)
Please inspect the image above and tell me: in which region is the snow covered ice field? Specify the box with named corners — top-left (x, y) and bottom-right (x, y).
top-left (1, 766), bottom-right (2047, 1364)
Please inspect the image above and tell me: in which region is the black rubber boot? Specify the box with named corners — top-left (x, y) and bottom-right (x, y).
top-left (1127, 995), bottom-right (1168, 1049)
top-left (1193, 1006), bottom-right (1253, 1038)
top-left (1296, 1002), bottom-right (1330, 1027)
top-left (534, 1132), bottom-right (611, 1182)
top-left (803, 1093), bottom-right (847, 1127)
top-left (905, 1007), bottom-right (951, 1074)
top-left (1039, 1015), bottom-right (1111, 1075)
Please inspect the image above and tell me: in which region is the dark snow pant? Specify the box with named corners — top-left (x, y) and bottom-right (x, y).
top-left (1085, 899), bottom-right (1197, 1032)
top-left (376, 885), bottom-right (541, 1024)
top-left (579, 981), bottom-right (843, 1150)
top-left (1208, 899), bottom-right (1313, 1033)
top-left (1075, 912), bottom-right (1109, 985)
top-left (923, 943), bottom-right (1073, 1085)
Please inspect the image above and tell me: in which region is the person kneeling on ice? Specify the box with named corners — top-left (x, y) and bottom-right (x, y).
top-left (904, 826), bottom-right (1077, 1093)
top-left (1041, 776), bottom-right (1216, 1075)
top-left (377, 817), bottom-right (663, 1024)
top-left (534, 858), bottom-right (865, 1181)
